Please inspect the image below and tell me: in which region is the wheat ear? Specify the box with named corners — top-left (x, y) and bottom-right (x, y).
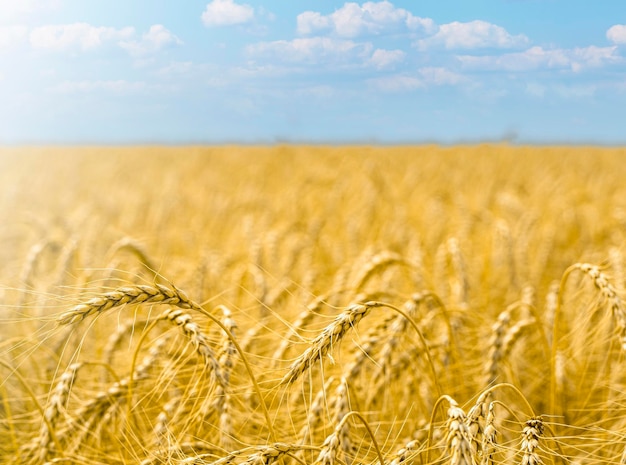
top-left (280, 300), bottom-right (383, 385)
top-left (373, 293), bottom-right (423, 379)
top-left (351, 250), bottom-right (409, 292)
top-left (389, 439), bottom-right (421, 465)
top-left (57, 284), bottom-right (195, 325)
top-left (162, 308), bottom-right (224, 386)
top-left (272, 294), bottom-right (329, 363)
top-left (520, 417), bottom-right (544, 465)
top-left (466, 392), bottom-right (489, 457)
top-left (73, 337), bottom-right (166, 435)
top-left (35, 362), bottom-right (82, 462)
top-left (184, 443), bottom-right (303, 465)
top-left (298, 376), bottom-right (336, 447)
top-left (212, 305), bottom-right (237, 448)
top-left (575, 263), bottom-right (626, 349)
top-left (314, 428), bottom-right (342, 465)
top-left (484, 306), bottom-right (512, 386)
top-left (444, 397), bottom-right (474, 465)
top-left (239, 443), bottom-right (303, 465)
top-left (107, 237), bottom-right (158, 275)
top-left (481, 402), bottom-right (497, 465)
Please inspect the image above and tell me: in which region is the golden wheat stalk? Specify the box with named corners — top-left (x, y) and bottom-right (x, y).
top-left (57, 284), bottom-right (195, 325)
top-left (466, 391), bottom-right (489, 457)
top-left (481, 402), bottom-right (497, 465)
top-left (388, 439), bottom-right (421, 465)
top-left (372, 293), bottom-right (423, 379)
top-left (67, 336), bottom-right (168, 447)
top-left (314, 429), bottom-right (342, 465)
top-left (272, 294), bottom-right (329, 363)
top-left (183, 443), bottom-right (303, 465)
top-left (34, 362), bottom-right (82, 461)
top-left (213, 305), bottom-right (238, 448)
top-left (520, 417), bottom-right (544, 465)
top-left (298, 376), bottom-right (336, 448)
top-left (280, 300), bottom-right (384, 385)
top-left (162, 308), bottom-right (224, 386)
top-left (574, 263), bottom-right (626, 349)
top-left (332, 377), bottom-right (353, 462)
top-left (484, 306), bottom-right (513, 386)
top-left (444, 398), bottom-right (474, 465)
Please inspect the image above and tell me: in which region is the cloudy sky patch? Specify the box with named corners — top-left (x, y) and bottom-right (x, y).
top-left (0, 0), bottom-right (624, 144)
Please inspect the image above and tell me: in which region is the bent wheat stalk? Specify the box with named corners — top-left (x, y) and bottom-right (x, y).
top-left (57, 284), bottom-right (195, 325)
top-left (57, 282), bottom-right (277, 442)
top-left (280, 300), bottom-right (385, 385)
top-left (520, 417), bottom-right (544, 465)
top-left (36, 362), bottom-right (82, 462)
top-left (550, 263), bottom-right (626, 414)
top-left (161, 308), bottom-right (224, 386)
top-left (444, 398), bottom-right (473, 465)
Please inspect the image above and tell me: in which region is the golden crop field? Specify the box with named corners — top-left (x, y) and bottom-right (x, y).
top-left (2, 145), bottom-right (626, 464)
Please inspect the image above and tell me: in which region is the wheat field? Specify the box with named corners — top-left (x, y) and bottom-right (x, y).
top-left (1, 145), bottom-right (626, 464)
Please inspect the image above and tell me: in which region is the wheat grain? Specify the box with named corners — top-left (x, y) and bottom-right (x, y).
top-left (314, 429), bottom-right (342, 465)
top-left (388, 439), bottom-right (421, 465)
top-left (466, 392), bottom-right (489, 457)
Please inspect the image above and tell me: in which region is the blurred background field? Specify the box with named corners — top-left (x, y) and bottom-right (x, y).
top-left (2, 145), bottom-right (626, 464)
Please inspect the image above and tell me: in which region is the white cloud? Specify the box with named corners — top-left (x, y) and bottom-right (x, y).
top-left (51, 80), bottom-right (147, 94)
top-left (297, 12), bottom-right (331, 35)
top-left (457, 47), bottom-right (561, 71)
top-left (201, 0), bottom-right (254, 27)
top-left (247, 37), bottom-right (373, 65)
top-left (570, 45), bottom-right (621, 70)
top-left (416, 20), bottom-right (529, 50)
top-left (0, 25), bottom-right (28, 50)
top-left (297, 1), bottom-right (435, 38)
top-left (368, 48), bottom-right (405, 69)
top-left (30, 23), bottom-right (134, 51)
top-left (369, 67), bottom-right (464, 92)
top-left (419, 67), bottom-right (465, 85)
top-left (119, 24), bottom-right (182, 56)
top-left (607, 25), bottom-right (626, 45)
top-left (368, 74), bottom-right (423, 92)
top-left (458, 45), bottom-right (620, 72)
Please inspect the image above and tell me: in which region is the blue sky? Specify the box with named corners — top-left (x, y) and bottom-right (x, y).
top-left (0, 0), bottom-right (625, 144)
